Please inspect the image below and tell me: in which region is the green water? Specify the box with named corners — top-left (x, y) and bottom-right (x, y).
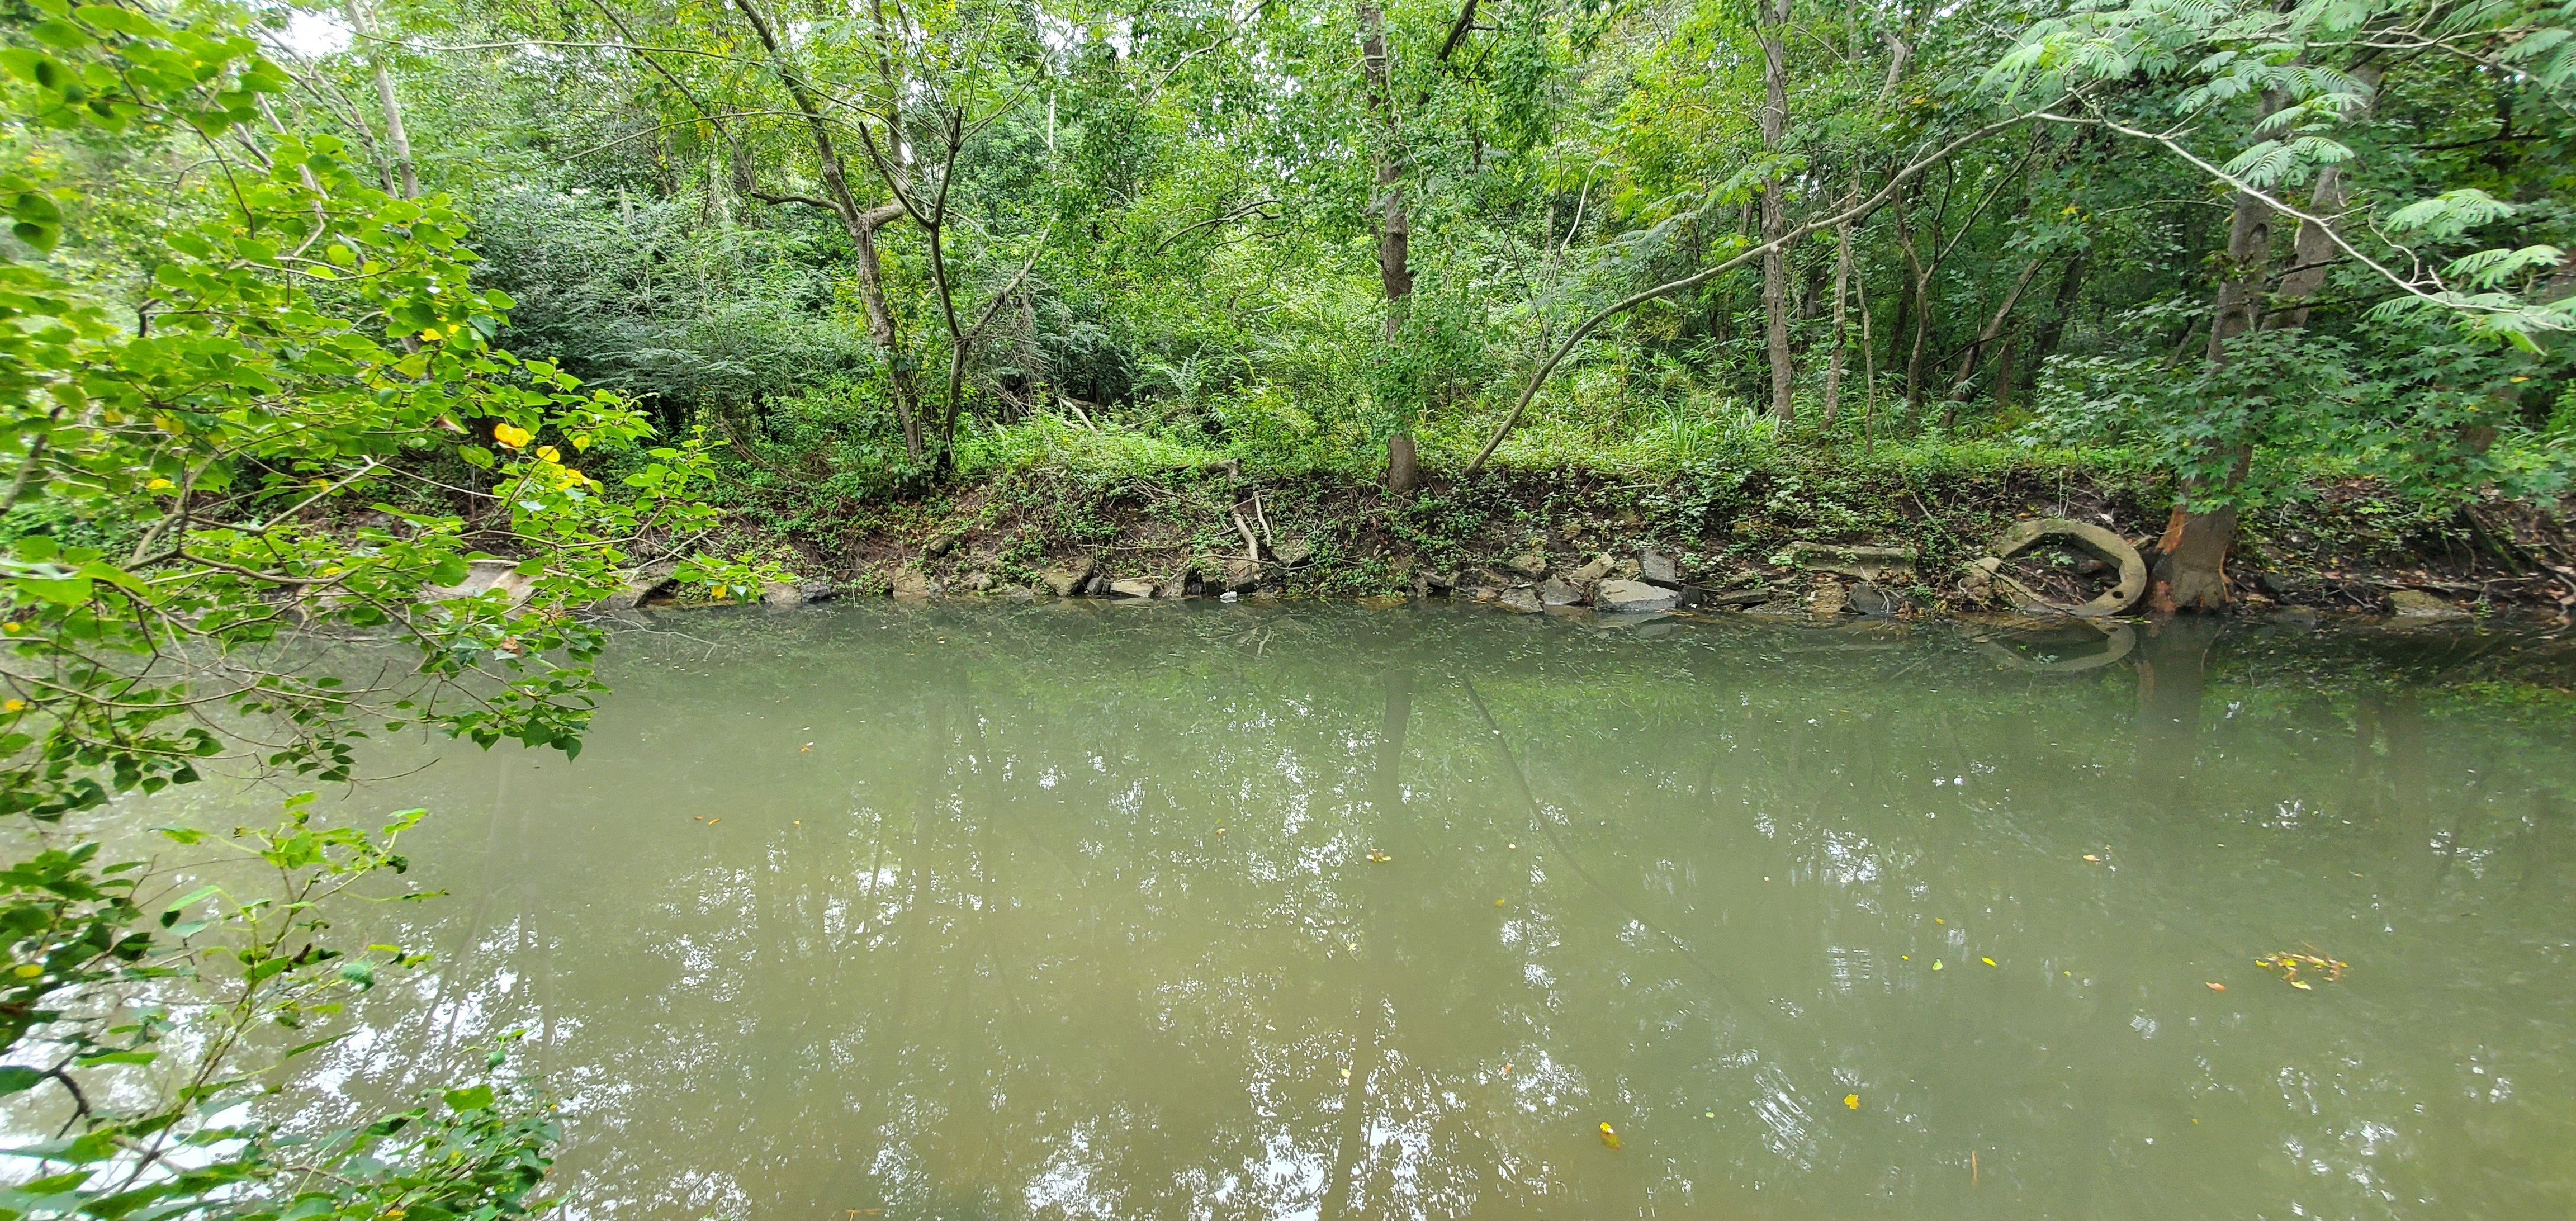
top-left (141, 605), bottom-right (2576, 1218)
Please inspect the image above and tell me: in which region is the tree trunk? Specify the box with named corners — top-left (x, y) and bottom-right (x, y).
top-left (2026, 248), bottom-right (2086, 382)
top-left (344, 0), bottom-right (418, 197)
top-left (1756, 0), bottom-right (1794, 422)
top-left (1820, 182), bottom-right (1857, 429)
top-left (2154, 96), bottom-right (2281, 613)
top-left (1940, 252), bottom-right (2045, 408)
top-left (1360, 3), bottom-right (1417, 488)
top-left (735, 0), bottom-right (925, 462)
top-left (2265, 67), bottom-right (2375, 330)
top-left (1990, 326), bottom-right (2020, 411)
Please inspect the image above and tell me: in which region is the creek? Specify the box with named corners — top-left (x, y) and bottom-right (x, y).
top-left (125, 603), bottom-right (2576, 1218)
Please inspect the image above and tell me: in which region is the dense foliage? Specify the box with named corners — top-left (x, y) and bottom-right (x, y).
top-left (0, 0), bottom-right (2570, 1209)
top-left (0, 0), bottom-right (774, 1213)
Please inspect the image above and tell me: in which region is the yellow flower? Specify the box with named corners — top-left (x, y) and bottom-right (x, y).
top-left (2, 700), bottom-right (22, 713)
top-left (2, 623), bottom-right (20, 633)
top-left (537, 445), bottom-right (561, 463)
top-left (146, 477), bottom-right (174, 491)
top-left (493, 423), bottom-right (533, 449)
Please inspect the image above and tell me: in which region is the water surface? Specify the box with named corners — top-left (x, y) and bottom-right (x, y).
top-left (139, 605), bottom-right (2576, 1218)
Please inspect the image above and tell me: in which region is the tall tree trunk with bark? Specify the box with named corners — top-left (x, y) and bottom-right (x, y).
top-left (734, 0), bottom-right (925, 463)
top-left (2026, 248), bottom-right (2086, 389)
top-left (1755, 0), bottom-right (1795, 422)
top-left (1360, 4), bottom-right (1418, 491)
top-left (2153, 92), bottom-right (2286, 612)
top-left (344, 0), bottom-right (417, 198)
top-left (1820, 179), bottom-right (1857, 429)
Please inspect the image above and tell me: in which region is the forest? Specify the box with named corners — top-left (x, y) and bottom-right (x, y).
top-left (0, 0), bottom-right (2570, 1213)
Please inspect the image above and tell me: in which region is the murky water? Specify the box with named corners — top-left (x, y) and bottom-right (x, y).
top-left (124, 605), bottom-right (2576, 1218)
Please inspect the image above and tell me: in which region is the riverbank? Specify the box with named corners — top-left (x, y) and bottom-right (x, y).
top-left (682, 443), bottom-right (2576, 619)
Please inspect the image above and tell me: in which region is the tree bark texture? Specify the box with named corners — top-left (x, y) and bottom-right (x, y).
top-left (1756, 0), bottom-right (1794, 421)
top-left (735, 0), bottom-right (924, 462)
top-left (1360, 3), bottom-right (1417, 489)
top-left (2154, 91), bottom-right (2285, 613)
top-left (344, 0), bottom-right (418, 198)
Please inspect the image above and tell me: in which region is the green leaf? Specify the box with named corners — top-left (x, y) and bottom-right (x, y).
top-left (0, 1067), bottom-right (44, 1096)
top-left (441, 1084), bottom-right (494, 1112)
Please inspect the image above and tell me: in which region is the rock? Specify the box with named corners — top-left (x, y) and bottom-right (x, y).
top-left (1784, 541), bottom-right (1918, 582)
top-left (1570, 556), bottom-right (1611, 585)
top-left (2388, 588), bottom-right (2469, 619)
top-left (1082, 574), bottom-right (1109, 597)
top-left (1540, 576), bottom-right (1585, 606)
top-left (1273, 539), bottom-right (1315, 567)
top-left (759, 581), bottom-right (804, 608)
top-left (603, 559), bottom-right (680, 610)
top-left (1109, 578), bottom-right (1159, 599)
top-left (1807, 581), bottom-right (1849, 615)
top-left (1608, 559), bottom-right (1641, 581)
top-left (1505, 553), bottom-right (1549, 578)
top-left (959, 572), bottom-right (995, 594)
top-left (429, 557), bottom-right (533, 605)
top-left (889, 569), bottom-right (934, 599)
top-left (1640, 549), bottom-right (1680, 587)
top-left (1497, 587), bottom-right (1543, 613)
top-left (1040, 557), bottom-right (1098, 597)
top-left (1594, 579), bottom-right (1679, 614)
top-left (1848, 581), bottom-right (1896, 617)
top-left (1467, 586), bottom-right (1499, 602)
top-left (1222, 558), bottom-right (1262, 593)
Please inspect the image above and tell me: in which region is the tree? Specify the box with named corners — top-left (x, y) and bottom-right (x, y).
top-left (0, 2), bottom-right (771, 1208)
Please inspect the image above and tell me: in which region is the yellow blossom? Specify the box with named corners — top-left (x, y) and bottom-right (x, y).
top-left (493, 423), bottom-right (533, 449)
top-left (537, 445), bottom-right (561, 463)
top-left (146, 477), bottom-right (174, 491)
top-left (2, 700), bottom-right (22, 713)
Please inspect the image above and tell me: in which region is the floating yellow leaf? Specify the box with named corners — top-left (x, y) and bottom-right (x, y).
top-left (2205, 981), bottom-right (2226, 991)
top-left (1982, 957), bottom-right (1996, 967)
top-left (1597, 1122), bottom-right (1620, 1149)
top-left (1495, 898), bottom-right (1506, 906)
top-left (1932, 959), bottom-right (1944, 971)
top-left (2255, 948), bottom-right (2347, 988)
top-left (1844, 1094), bottom-right (1859, 1110)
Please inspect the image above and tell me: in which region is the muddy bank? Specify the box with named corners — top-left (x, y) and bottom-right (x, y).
top-left (676, 463), bottom-right (2576, 620)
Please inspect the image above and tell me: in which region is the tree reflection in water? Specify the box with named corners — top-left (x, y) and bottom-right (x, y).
top-left (134, 604), bottom-right (2576, 1219)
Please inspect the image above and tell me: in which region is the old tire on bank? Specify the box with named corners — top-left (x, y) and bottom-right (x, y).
top-left (1990, 518), bottom-right (2147, 617)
